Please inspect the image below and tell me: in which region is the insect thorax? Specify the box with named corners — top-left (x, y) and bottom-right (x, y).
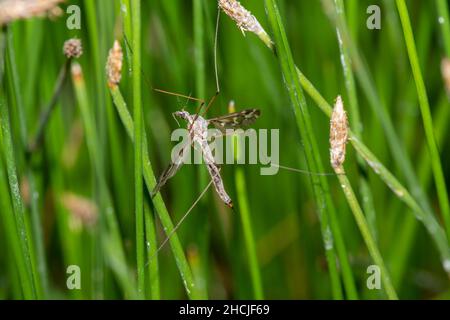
top-left (184, 113), bottom-right (209, 140)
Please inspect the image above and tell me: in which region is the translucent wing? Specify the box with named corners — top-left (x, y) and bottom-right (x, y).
top-left (208, 109), bottom-right (261, 131)
top-left (151, 143), bottom-right (190, 197)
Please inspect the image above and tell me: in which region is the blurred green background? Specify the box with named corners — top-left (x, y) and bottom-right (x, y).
top-left (0, 0), bottom-right (449, 299)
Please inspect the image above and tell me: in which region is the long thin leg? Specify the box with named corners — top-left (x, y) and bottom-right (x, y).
top-left (153, 88), bottom-right (206, 105)
top-left (187, 90), bottom-right (220, 134)
top-left (151, 142), bottom-right (191, 197)
top-left (153, 87), bottom-right (207, 120)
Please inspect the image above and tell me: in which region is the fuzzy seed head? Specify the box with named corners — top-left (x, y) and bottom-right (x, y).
top-left (106, 40), bottom-right (123, 88)
top-left (219, 0), bottom-right (265, 35)
top-left (0, 0), bottom-right (64, 26)
top-left (61, 192), bottom-right (98, 228)
top-left (63, 38), bottom-right (83, 59)
top-left (330, 96), bottom-right (348, 169)
top-left (442, 57), bottom-right (450, 94)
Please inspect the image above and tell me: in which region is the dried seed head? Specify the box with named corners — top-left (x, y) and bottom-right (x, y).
top-left (219, 0), bottom-right (262, 34)
top-left (61, 192), bottom-right (98, 228)
top-left (63, 38), bottom-right (83, 59)
top-left (0, 0), bottom-right (64, 26)
top-left (441, 57), bottom-right (450, 94)
top-left (106, 40), bottom-right (123, 88)
top-left (330, 96), bottom-right (348, 170)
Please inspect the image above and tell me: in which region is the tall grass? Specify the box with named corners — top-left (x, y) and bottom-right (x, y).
top-left (108, 68), bottom-right (197, 299)
top-left (0, 93), bottom-right (36, 299)
top-left (396, 0), bottom-right (450, 239)
top-left (264, 0), bottom-right (355, 299)
top-left (0, 0), bottom-right (449, 300)
top-left (131, 0), bottom-right (145, 298)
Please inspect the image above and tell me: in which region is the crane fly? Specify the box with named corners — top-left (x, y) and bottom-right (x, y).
top-left (151, 108), bottom-right (261, 208)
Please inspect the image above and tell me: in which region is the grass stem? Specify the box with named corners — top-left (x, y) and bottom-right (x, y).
top-left (0, 93), bottom-right (36, 299)
top-left (109, 83), bottom-right (197, 299)
top-left (335, 167), bottom-right (398, 300)
top-left (235, 168), bottom-right (264, 299)
top-left (28, 59), bottom-right (70, 153)
top-left (436, 0), bottom-right (450, 56)
top-left (396, 0), bottom-right (450, 240)
top-left (144, 202), bottom-right (160, 299)
top-left (265, 0), bottom-right (356, 299)
top-left (332, 0), bottom-right (377, 244)
top-left (131, 0), bottom-right (145, 297)
top-left (72, 63), bottom-right (136, 299)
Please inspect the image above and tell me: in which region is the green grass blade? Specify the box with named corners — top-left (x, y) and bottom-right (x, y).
top-left (335, 170), bottom-right (398, 299)
top-left (0, 92), bottom-right (36, 299)
top-left (396, 0), bottom-right (450, 240)
top-left (333, 0), bottom-right (378, 246)
top-left (109, 84), bottom-right (198, 299)
top-left (72, 63), bottom-right (136, 299)
top-left (322, 0), bottom-right (440, 246)
top-left (264, 0), bottom-right (357, 299)
top-left (235, 167), bottom-right (264, 299)
top-left (294, 48), bottom-right (450, 276)
top-left (5, 27), bottom-right (49, 299)
top-left (144, 202), bottom-right (160, 299)
top-left (131, 0), bottom-right (145, 298)
top-left (436, 0), bottom-right (450, 56)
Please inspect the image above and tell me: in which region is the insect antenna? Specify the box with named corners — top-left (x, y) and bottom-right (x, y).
top-left (214, 4), bottom-right (221, 94)
top-left (123, 34), bottom-right (207, 112)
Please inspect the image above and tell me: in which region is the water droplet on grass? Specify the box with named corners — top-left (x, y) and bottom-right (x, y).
top-left (443, 259), bottom-right (450, 273)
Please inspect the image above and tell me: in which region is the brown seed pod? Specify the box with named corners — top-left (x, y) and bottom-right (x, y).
top-left (219, 0), bottom-right (265, 35)
top-left (106, 40), bottom-right (123, 88)
top-left (329, 96), bottom-right (348, 170)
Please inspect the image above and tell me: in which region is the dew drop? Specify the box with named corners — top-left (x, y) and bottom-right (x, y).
top-left (443, 259), bottom-right (450, 273)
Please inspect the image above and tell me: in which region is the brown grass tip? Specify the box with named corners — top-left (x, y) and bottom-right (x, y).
top-left (106, 40), bottom-right (123, 88)
top-left (70, 62), bottom-right (83, 82)
top-left (330, 96), bottom-right (348, 170)
top-left (63, 38), bottom-right (83, 59)
top-left (61, 192), bottom-right (98, 228)
top-left (0, 0), bottom-right (65, 26)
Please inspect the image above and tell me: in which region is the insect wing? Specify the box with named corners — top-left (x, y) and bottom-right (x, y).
top-left (208, 109), bottom-right (261, 131)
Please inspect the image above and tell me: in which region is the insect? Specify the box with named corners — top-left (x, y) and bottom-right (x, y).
top-left (151, 108), bottom-right (261, 208)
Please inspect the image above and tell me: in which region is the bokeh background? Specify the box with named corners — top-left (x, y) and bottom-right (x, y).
top-left (0, 0), bottom-right (449, 299)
